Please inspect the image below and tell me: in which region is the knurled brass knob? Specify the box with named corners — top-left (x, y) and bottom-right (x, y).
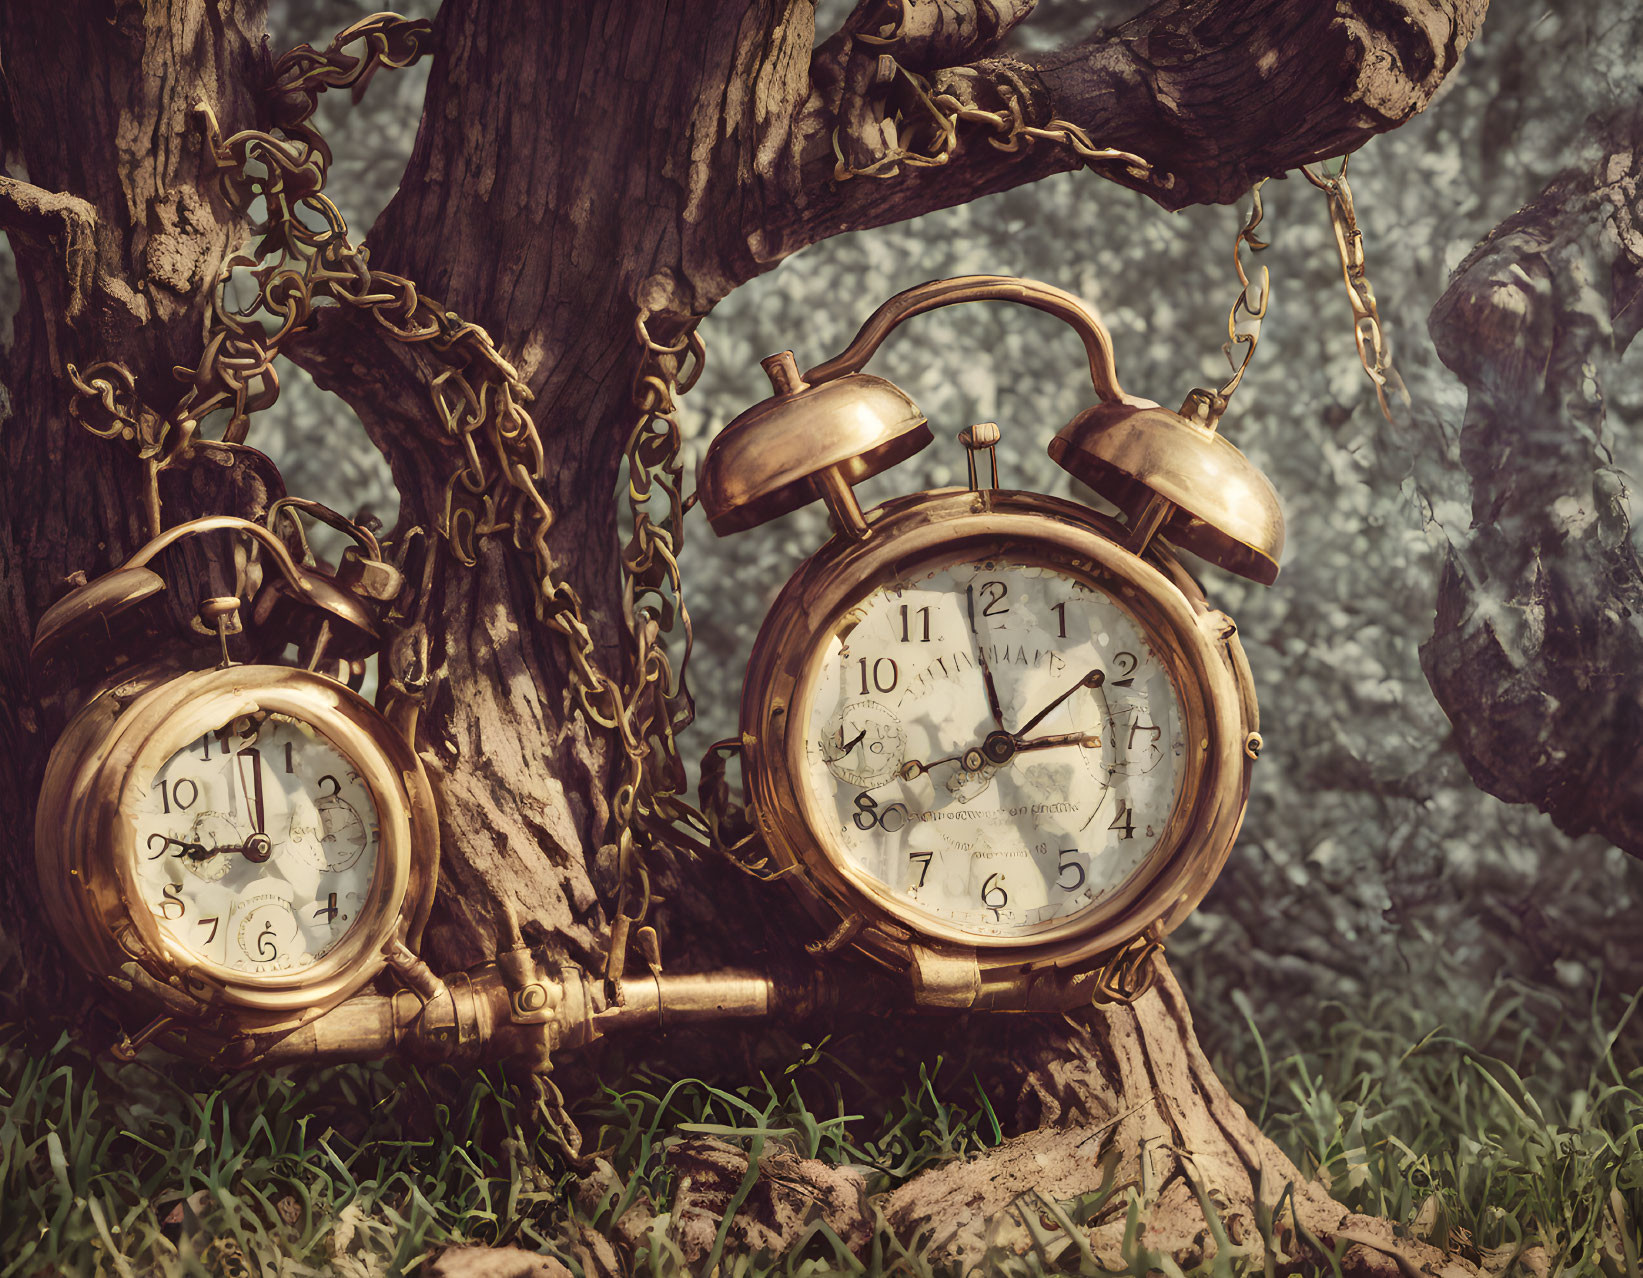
top-left (958, 423), bottom-right (1001, 490)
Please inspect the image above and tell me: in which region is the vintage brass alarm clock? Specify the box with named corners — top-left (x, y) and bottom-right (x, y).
top-left (32, 514), bottom-right (438, 1050)
top-left (698, 277), bottom-right (1282, 1008)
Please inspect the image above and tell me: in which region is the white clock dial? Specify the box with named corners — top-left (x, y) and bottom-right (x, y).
top-left (799, 558), bottom-right (1186, 940)
top-left (132, 712), bottom-right (381, 976)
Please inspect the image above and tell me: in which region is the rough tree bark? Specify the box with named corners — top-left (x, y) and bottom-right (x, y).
top-left (0, 0), bottom-right (1489, 1270)
top-left (1424, 110), bottom-right (1643, 859)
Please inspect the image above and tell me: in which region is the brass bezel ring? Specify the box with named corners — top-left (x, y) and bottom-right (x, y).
top-left (740, 489), bottom-right (1253, 977)
top-left (41, 665), bottom-right (435, 1019)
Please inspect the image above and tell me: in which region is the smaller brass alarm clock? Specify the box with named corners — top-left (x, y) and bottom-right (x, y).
top-left (698, 277), bottom-right (1282, 1008)
top-left (32, 515), bottom-right (438, 1043)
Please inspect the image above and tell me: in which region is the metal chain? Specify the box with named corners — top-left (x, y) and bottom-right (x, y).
top-left (66, 14), bottom-right (704, 976)
top-left (693, 738), bottom-right (793, 881)
top-left (1181, 179), bottom-right (1272, 423)
top-left (1302, 155), bottom-right (1409, 419)
top-left (833, 59), bottom-right (1150, 181)
top-left (1090, 931), bottom-right (1164, 1006)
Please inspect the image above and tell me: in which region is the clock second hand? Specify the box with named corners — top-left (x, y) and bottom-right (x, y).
top-left (897, 752), bottom-right (966, 782)
top-left (896, 730), bottom-right (1098, 783)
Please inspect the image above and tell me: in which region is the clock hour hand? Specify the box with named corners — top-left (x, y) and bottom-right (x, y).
top-left (1014, 667), bottom-right (1105, 739)
top-left (1012, 731), bottom-right (1101, 753)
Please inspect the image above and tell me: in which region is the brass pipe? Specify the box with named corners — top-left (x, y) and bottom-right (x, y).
top-left (253, 969), bottom-right (515, 1066)
top-left (251, 960), bottom-right (835, 1068)
top-left (590, 968), bottom-right (798, 1040)
top-left (246, 951), bottom-right (1114, 1070)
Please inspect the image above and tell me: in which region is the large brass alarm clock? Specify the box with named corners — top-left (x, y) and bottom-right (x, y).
top-left (32, 515), bottom-right (438, 1048)
top-left (698, 277), bottom-right (1282, 1008)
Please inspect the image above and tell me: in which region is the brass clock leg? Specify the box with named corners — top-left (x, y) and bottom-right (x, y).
top-left (910, 944), bottom-right (984, 1009)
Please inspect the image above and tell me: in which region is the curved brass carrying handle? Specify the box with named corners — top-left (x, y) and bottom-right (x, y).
top-left (125, 514), bottom-right (319, 603)
top-left (803, 275), bottom-right (1133, 405)
top-left (266, 496), bottom-right (384, 566)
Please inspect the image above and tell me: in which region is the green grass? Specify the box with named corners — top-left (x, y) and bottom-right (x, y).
top-left (1219, 983), bottom-right (1643, 1275)
top-left (0, 992), bottom-right (1639, 1277)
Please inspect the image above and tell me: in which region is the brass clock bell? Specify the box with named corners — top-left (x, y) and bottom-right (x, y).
top-left (32, 515), bottom-right (439, 1058)
top-left (700, 275), bottom-right (1282, 1009)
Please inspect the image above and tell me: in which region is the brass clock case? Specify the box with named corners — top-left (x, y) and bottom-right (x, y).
top-left (739, 488), bottom-right (1256, 980)
top-left (35, 664), bottom-right (438, 1029)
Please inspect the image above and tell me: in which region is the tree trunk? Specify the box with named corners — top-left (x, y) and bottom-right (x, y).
top-left (0, 0), bottom-right (1490, 1270)
top-left (1424, 109), bottom-right (1643, 858)
top-left (0, 0), bottom-right (264, 1006)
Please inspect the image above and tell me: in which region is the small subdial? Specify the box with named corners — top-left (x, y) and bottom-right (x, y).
top-left (180, 812), bottom-right (237, 882)
top-left (234, 896), bottom-right (303, 968)
top-left (820, 701), bottom-right (906, 789)
top-left (289, 796), bottom-right (367, 873)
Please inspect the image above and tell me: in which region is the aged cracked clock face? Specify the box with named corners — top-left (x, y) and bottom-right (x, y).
top-left (131, 711), bottom-right (381, 976)
top-left (797, 557), bottom-right (1186, 941)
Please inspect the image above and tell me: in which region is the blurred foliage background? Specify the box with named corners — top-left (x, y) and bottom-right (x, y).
top-left (236, 0), bottom-right (1643, 1099)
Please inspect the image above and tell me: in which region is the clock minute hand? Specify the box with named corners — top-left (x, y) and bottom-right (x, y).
top-left (238, 747), bottom-right (266, 835)
top-left (235, 748), bottom-right (273, 862)
top-left (1015, 667), bottom-right (1105, 739)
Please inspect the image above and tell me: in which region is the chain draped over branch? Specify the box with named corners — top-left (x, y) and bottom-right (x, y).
top-left (735, 0), bottom-right (1487, 274)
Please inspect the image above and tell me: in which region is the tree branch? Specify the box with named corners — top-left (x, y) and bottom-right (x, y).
top-left (0, 177), bottom-right (97, 324)
top-left (744, 0), bottom-right (1488, 271)
top-left (1422, 110), bottom-right (1643, 858)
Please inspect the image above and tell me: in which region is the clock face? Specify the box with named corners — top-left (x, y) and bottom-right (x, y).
top-left (797, 557), bottom-right (1186, 941)
top-left (130, 712), bottom-right (380, 977)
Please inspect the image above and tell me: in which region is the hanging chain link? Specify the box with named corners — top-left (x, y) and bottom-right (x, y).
top-left (1089, 931), bottom-right (1164, 1006)
top-left (65, 14), bottom-right (703, 969)
top-left (1182, 179), bottom-right (1272, 423)
top-left (1302, 155), bottom-right (1409, 419)
top-left (833, 58), bottom-right (1150, 181)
